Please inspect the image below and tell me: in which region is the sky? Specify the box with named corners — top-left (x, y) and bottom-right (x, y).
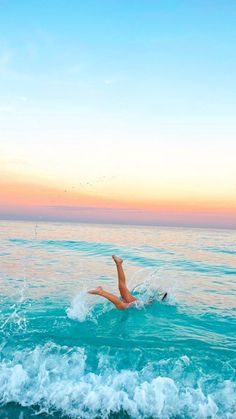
top-left (0, 0), bottom-right (236, 228)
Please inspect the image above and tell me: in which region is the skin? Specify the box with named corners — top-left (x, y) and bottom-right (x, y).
top-left (88, 286), bottom-right (133, 310)
top-left (88, 255), bottom-right (167, 310)
top-left (88, 255), bottom-right (137, 310)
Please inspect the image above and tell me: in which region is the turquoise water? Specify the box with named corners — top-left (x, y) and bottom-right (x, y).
top-left (0, 220), bottom-right (235, 419)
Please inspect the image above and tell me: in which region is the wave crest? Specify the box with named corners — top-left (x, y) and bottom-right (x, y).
top-left (0, 344), bottom-right (235, 418)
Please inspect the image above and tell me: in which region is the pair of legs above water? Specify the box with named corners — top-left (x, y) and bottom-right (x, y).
top-left (88, 255), bottom-right (167, 310)
top-left (88, 255), bottom-right (136, 310)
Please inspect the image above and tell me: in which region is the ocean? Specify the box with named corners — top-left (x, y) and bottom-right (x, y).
top-left (0, 220), bottom-right (235, 418)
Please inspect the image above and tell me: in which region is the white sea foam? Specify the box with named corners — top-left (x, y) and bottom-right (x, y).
top-left (130, 267), bottom-right (177, 300)
top-left (66, 269), bottom-right (186, 321)
top-left (66, 291), bottom-right (93, 322)
top-left (0, 344), bottom-right (235, 419)
top-left (66, 291), bottom-right (112, 322)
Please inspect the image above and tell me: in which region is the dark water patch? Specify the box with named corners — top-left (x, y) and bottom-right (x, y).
top-left (204, 246), bottom-right (236, 255)
top-left (170, 258), bottom-right (236, 276)
top-left (0, 403), bottom-right (68, 419)
top-left (0, 252), bottom-right (10, 256)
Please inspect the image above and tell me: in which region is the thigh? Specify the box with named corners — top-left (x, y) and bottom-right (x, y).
top-left (121, 287), bottom-right (137, 303)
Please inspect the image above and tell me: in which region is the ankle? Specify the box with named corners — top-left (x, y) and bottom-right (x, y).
top-left (116, 261), bottom-right (123, 266)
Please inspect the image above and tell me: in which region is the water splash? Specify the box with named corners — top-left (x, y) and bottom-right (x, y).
top-left (66, 291), bottom-right (94, 322)
top-left (1, 221), bottom-right (236, 418)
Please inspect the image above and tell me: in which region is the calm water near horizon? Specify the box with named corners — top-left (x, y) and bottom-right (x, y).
top-left (0, 220), bottom-right (235, 418)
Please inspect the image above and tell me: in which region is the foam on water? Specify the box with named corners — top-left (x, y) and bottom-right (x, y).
top-left (1, 343), bottom-right (236, 419)
top-left (66, 291), bottom-right (94, 322)
top-left (66, 274), bottom-right (171, 323)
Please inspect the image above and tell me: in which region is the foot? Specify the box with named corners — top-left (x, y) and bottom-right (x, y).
top-left (112, 255), bottom-right (123, 265)
top-left (88, 286), bottom-right (103, 295)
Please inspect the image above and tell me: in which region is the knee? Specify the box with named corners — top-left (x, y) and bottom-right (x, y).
top-left (117, 301), bottom-right (128, 310)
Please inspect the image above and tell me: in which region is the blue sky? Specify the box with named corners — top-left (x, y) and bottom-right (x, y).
top-left (0, 0), bottom-right (236, 227)
top-left (1, 0), bottom-right (235, 122)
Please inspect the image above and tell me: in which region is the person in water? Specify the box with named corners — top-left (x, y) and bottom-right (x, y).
top-left (88, 255), bottom-right (167, 310)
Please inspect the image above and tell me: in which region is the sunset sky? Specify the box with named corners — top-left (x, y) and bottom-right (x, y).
top-left (0, 0), bottom-right (236, 228)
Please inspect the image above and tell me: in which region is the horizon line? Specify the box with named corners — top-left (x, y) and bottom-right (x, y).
top-left (0, 215), bottom-right (235, 232)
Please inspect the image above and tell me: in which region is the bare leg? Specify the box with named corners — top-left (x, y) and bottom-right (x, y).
top-left (112, 255), bottom-right (137, 303)
top-left (88, 286), bottom-right (130, 310)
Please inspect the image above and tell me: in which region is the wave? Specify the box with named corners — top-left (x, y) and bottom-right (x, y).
top-left (2, 229), bottom-right (236, 418)
top-left (204, 246), bottom-right (236, 255)
top-left (1, 290), bottom-right (235, 418)
top-left (0, 343), bottom-right (235, 418)
top-left (8, 238), bottom-right (236, 275)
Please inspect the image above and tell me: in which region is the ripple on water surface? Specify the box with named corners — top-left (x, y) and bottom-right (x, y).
top-left (0, 221), bottom-right (235, 418)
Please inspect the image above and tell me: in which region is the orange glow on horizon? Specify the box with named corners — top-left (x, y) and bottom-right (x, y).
top-left (1, 179), bottom-right (235, 222)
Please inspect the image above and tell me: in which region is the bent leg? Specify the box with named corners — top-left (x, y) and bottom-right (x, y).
top-left (88, 286), bottom-right (129, 310)
top-left (112, 255), bottom-right (137, 303)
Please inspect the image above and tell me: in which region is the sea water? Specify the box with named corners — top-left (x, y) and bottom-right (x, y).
top-left (0, 220), bottom-right (235, 419)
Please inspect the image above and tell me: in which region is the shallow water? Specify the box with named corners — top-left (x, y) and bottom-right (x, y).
top-left (0, 220), bottom-right (236, 418)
